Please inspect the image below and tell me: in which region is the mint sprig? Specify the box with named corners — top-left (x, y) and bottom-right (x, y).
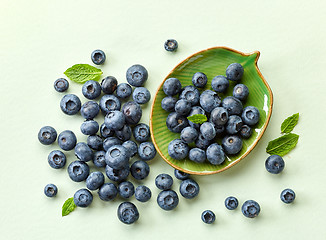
top-left (64, 64), bottom-right (102, 84)
top-left (281, 113), bottom-right (299, 134)
top-left (266, 133), bottom-right (299, 156)
top-left (62, 197), bottom-right (76, 217)
top-left (187, 114), bottom-right (207, 124)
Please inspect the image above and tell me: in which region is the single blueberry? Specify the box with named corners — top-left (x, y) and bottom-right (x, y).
top-left (58, 130), bottom-right (77, 151)
top-left (166, 112), bottom-right (189, 133)
top-left (225, 115), bottom-right (243, 135)
top-left (44, 184), bottom-right (58, 197)
top-left (189, 148), bottom-right (206, 163)
top-left (93, 150), bottom-right (106, 168)
top-left (38, 126), bottom-right (57, 145)
top-left (226, 63), bottom-right (244, 81)
top-left (135, 185), bottom-right (152, 202)
top-left (54, 78), bottom-right (69, 92)
top-left (187, 106), bottom-right (205, 129)
top-left (161, 96), bottom-right (178, 112)
top-left (104, 110), bottom-right (125, 131)
top-left (164, 39), bottom-right (178, 52)
top-left (60, 94), bottom-right (81, 115)
top-left (105, 164), bottom-right (130, 182)
top-left (214, 125), bottom-right (225, 135)
top-left (211, 75), bottom-right (229, 93)
top-left (138, 142), bottom-right (156, 161)
top-left (200, 122), bottom-right (216, 141)
top-left (209, 107), bottom-right (229, 126)
top-left (168, 139), bottom-right (189, 160)
top-left (117, 202), bottom-right (139, 224)
top-left (225, 196), bottom-right (239, 210)
top-left (99, 95), bottom-right (121, 115)
top-left (126, 64), bottom-right (148, 87)
top-left (121, 101), bottom-right (142, 125)
top-left (280, 188), bottom-right (295, 204)
top-left (192, 72), bottom-right (207, 88)
top-left (116, 83), bottom-right (132, 99)
top-left (87, 135), bottom-right (103, 150)
top-left (240, 125), bottom-right (252, 138)
top-left (133, 123), bottom-right (150, 143)
top-left (101, 76), bottom-right (117, 94)
top-left (98, 183), bottom-right (118, 201)
top-left (67, 161), bottom-right (90, 182)
top-left (133, 87), bottom-right (151, 104)
top-left (91, 49), bottom-right (106, 65)
top-left (122, 140), bottom-right (138, 157)
top-left (175, 99), bottom-right (192, 116)
top-left (201, 210), bottom-right (215, 224)
top-left (163, 78), bottom-right (182, 96)
top-left (179, 85), bottom-right (200, 106)
top-left (80, 101), bottom-right (100, 120)
top-left (115, 125), bottom-right (132, 142)
top-left (206, 143), bottom-right (225, 165)
top-left (155, 174), bottom-right (173, 190)
top-left (100, 122), bottom-right (114, 138)
top-left (221, 96), bottom-right (243, 116)
top-left (74, 142), bottom-right (93, 162)
top-left (242, 106), bottom-right (260, 126)
top-left (233, 84), bottom-right (249, 101)
top-left (265, 155), bottom-right (285, 174)
top-left (179, 179), bottom-right (199, 199)
top-left (86, 171), bottom-right (105, 190)
top-left (74, 189), bottom-right (93, 207)
top-left (118, 181), bottom-right (135, 199)
top-left (241, 200), bottom-right (260, 218)
top-left (130, 160), bottom-right (150, 180)
top-left (180, 127), bottom-right (198, 144)
top-left (82, 80), bottom-right (101, 100)
top-left (48, 150), bottom-right (66, 169)
top-left (199, 90), bottom-right (221, 113)
top-left (174, 169), bottom-right (189, 180)
top-left (105, 145), bottom-right (129, 169)
top-left (81, 120), bottom-right (99, 135)
top-left (103, 137), bottom-right (122, 152)
top-left (157, 190), bottom-right (179, 211)
top-left (222, 135), bottom-right (243, 155)
top-left (195, 133), bottom-right (212, 150)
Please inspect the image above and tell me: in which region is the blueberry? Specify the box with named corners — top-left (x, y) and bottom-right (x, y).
top-left (195, 133), bottom-right (211, 150)
top-left (105, 145), bottom-right (129, 169)
top-left (104, 110), bottom-right (125, 130)
top-left (81, 120), bottom-right (99, 135)
top-left (200, 122), bottom-right (216, 141)
top-left (240, 125), bottom-right (252, 138)
top-left (135, 185), bottom-right (152, 202)
top-left (200, 90), bottom-right (221, 112)
top-left (91, 49), bottom-right (106, 65)
top-left (192, 72), bottom-right (207, 88)
top-left (164, 39), bottom-right (178, 52)
top-left (280, 188), bottom-right (295, 204)
top-left (87, 135), bottom-right (103, 150)
top-left (188, 106), bottom-right (205, 129)
top-left (58, 130), bottom-right (77, 151)
top-left (82, 80), bottom-right (101, 100)
top-left (133, 87), bottom-right (151, 104)
top-left (121, 101), bottom-right (142, 125)
top-left (126, 64), bottom-right (148, 87)
top-left (117, 202), bottom-right (139, 224)
top-left (54, 78), bottom-right (69, 92)
top-left (133, 123), bottom-right (150, 143)
top-left (221, 96), bottom-right (243, 116)
top-left (100, 122), bottom-right (114, 138)
top-left (233, 84), bottom-right (249, 101)
top-left (98, 183), bottom-right (118, 201)
top-left (138, 142), bottom-right (156, 161)
top-left (115, 124), bottom-right (132, 142)
top-left (206, 143), bottom-right (225, 165)
top-left (74, 189), bottom-right (93, 207)
top-left (118, 181), bottom-right (135, 199)
top-left (157, 190), bottom-right (179, 210)
top-left (166, 112), bottom-right (189, 133)
top-left (211, 75), bottom-right (229, 93)
top-left (60, 94), bottom-right (81, 115)
top-left (161, 96), bottom-right (178, 112)
top-left (209, 107), bottom-right (229, 126)
top-left (242, 106), bottom-right (260, 126)
top-left (116, 83), bottom-right (132, 99)
top-left (67, 161), bottom-right (89, 182)
top-left (163, 78), bottom-right (182, 96)
top-left (74, 142), bottom-right (93, 162)
top-left (179, 85), bottom-right (200, 106)
top-left (179, 179), bottom-right (199, 199)
top-left (80, 101), bottom-right (100, 120)
top-left (99, 95), bottom-right (121, 114)
top-left (93, 150), bottom-right (106, 168)
top-left (101, 76), bottom-right (117, 94)
top-left (130, 160), bottom-right (150, 180)
top-left (201, 210), bottom-right (215, 224)
top-left (103, 137), bottom-right (122, 151)
top-left (122, 140), bottom-right (138, 157)
top-left (38, 126), bottom-right (57, 145)
top-left (174, 169), bottom-right (189, 180)
top-left (175, 99), bottom-right (192, 116)
top-left (226, 63), bottom-right (244, 81)
top-left (48, 150), bottom-right (66, 169)
top-left (86, 171), bottom-right (105, 190)
top-left (180, 127), bottom-right (198, 143)
top-left (241, 200), bottom-right (260, 218)
top-left (225, 115), bottom-right (243, 135)
top-left (225, 196), bottom-right (239, 210)
top-left (265, 155), bottom-right (285, 174)
top-left (105, 164), bottom-right (130, 182)
top-left (189, 148), bottom-right (206, 163)
top-left (44, 184), bottom-right (58, 197)
top-left (168, 139), bottom-right (189, 160)
top-left (222, 135), bottom-right (243, 155)
top-left (155, 173), bottom-right (173, 190)
top-left (215, 125), bottom-right (225, 135)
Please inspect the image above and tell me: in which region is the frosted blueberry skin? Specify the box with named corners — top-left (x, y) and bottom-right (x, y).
top-left (91, 49), bottom-right (106, 65)
top-left (221, 96), bottom-right (243, 116)
top-left (155, 174), bottom-right (173, 190)
top-left (38, 126), bottom-right (57, 145)
top-left (122, 140), bottom-right (138, 158)
top-left (161, 96), bottom-right (178, 112)
top-left (195, 133), bottom-right (212, 150)
top-left (179, 179), bottom-right (200, 199)
top-left (280, 189), bottom-right (295, 204)
top-left (166, 112), bottom-right (189, 133)
top-left (225, 115), bottom-right (243, 135)
top-left (105, 145), bottom-right (129, 169)
top-left (187, 106), bottom-right (205, 129)
top-left (164, 39), bottom-right (178, 52)
top-left (103, 137), bottom-right (122, 152)
top-left (233, 84), bottom-right (249, 101)
top-left (86, 171), bottom-right (105, 190)
top-left (117, 202), bottom-right (139, 224)
top-left (175, 99), bottom-right (192, 116)
top-left (74, 142), bottom-right (93, 162)
top-left (81, 120), bottom-right (99, 136)
top-left (93, 151), bottom-right (106, 168)
top-left (179, 85), bottom-right (200, 106)
top-left (199, 90), bottom-right (221, 113)
top-left (242, 106), bottom-right (260, 126)
top-left (168, 139), bottom-right (189, 160)
top-left (74, 189), bottom-right (93, 208)
top-left (138, 142), bottom-right (157, 161)
top-left (116, 83), bottom-right (132, 99)
top-left (67, 161), bottom-right (90, 182)
top-left (122, 101), bottom-right (142, 125)
top-left (200, 122), bottom-right (216, 141)
top-left (118, 181), bottom-right (135, 199)
top-left (133, 87), bottom-right (151, 104)
top-left (163, 78), bottom-right (182, 96)
top-left (130, 160), bottom-right (150, 180)
top-left (44, 184), bottom-right (58, 197)
top-left (192, 72), bottom-right (207, 88)
top-left (180, 127), bottom-right (198, 144)
top-left (206, 143), bottom-right (225, 165)
top-left (201, 210), bottom-right (215, 224)
top-left (241, 200), bottom-right (260, 218)
top-left (240, 125), bottom-right (252, 138)
top-left (225, 196), bottom-right (239, 210)
top-left (174, 169), bottom-right (189, 180)
top-left (58, 130), bottom-right (77, 151)
top-left (135, 185), bottom-right (152, 202)
top-left (54, 78), bottom-right (69, 92)
top-left (209, 107), bottom-right (229, 126)
top-left (87, 135), bottom-right (103, 150)
top-left (189, 148), bottom-right (206, 163)
top-left (226, 63), bottom-right (244, 81)
top-left (105, 164), bottom-right (130, 182)
top-left (48, 150), bottom-right (66, 169)
top-left (222, 135), bottom-right (243, 155)
top-left (265, 155), bottom-right (285, 174)
top-left (157, 190), bottom-right (179, 211)
top-left (60, 94), bottom-right (81, 115)
top-left (211, 75), bottom-right (229, 93)
top-left (101, 76), bottom-right (117, 94)
top-left (98, 183), bottom-right (118, 201)
top-left (99, 95), bottom-right (121, 115)
top-left (133, 123), bottom-right (150, 143)
top-left (82, 80), bottom-right (101, 100)
top-left (115, 125), bottom-right (132, 142)
top-left (104, 110), bottom-right (125, 131)
top-left (126, 64), bottom-right (148, 87)
top-left (80, 101), bottom-right (100, 120)
top-left (100, 123), bottom-right (114, 138)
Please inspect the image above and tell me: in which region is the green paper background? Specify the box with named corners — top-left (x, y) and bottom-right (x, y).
top-left (0, 0), bottom-right (325, 239)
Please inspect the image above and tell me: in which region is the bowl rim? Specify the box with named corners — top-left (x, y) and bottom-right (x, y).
top-left (150, 46), bottom-right (274, 175)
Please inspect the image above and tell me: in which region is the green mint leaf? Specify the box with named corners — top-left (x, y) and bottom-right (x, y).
top-left (281, 113), bottom-right (299, 133)
top-left (64, 64), bottom-right (102, 84)
top-left (266, 133), bottom-right (299, 156)
top-left (62, 197), bottom-right (76, 217)
top-left (187, 114), bottom-right (207, 124)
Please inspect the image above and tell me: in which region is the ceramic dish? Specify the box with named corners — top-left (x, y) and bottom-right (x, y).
top-left (150, 46), bottom-right (273, 175)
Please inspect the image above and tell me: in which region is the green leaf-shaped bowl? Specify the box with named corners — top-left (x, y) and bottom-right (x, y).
top-left (150, 46), bottom-right (273, 175)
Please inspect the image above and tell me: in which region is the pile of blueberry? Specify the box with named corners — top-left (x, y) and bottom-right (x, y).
top-left (161, 63), bottom-right (260, 164)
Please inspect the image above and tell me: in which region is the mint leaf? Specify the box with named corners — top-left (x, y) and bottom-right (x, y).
top-left (281, 113), bottom-right (299, 133)
top-left (266, 133), bottom-right (299, 156)
top-left (64, 64), bottom-right (102, 84)
top-left (187, 114), bottom-right (207, 124)
top-left (62, 197), bottom-right (76, 217)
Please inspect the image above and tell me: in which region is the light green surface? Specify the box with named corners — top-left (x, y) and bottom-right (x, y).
top-left (0, 0), bottom-right (325, 239)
